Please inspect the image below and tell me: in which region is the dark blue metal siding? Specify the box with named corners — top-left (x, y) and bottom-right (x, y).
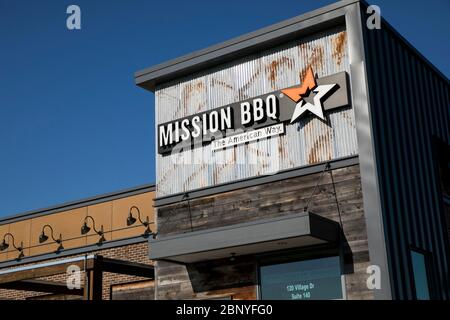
top-left (362, 22), bottom-right (450, 299)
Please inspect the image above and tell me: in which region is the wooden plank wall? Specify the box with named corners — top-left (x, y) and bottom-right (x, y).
top-left (156, 164), bottom-right (373, 299)
top-left (111, 280), bottom-right (155, 300)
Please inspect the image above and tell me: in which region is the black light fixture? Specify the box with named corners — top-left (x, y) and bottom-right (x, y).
top-left (126, 213), bottom-right (136, 226)
top-left (81, 215), bottom-right (105, 245)
top-left (39, 224), bottom-right (64, 253)
top-left (17, 244), bottom-right (25, 260)
top-left (0, 239), bottom-right (8, 251)
top-left (0, 233), bottom-right (25, 260)
top-left (127, 206), bottom-right (154, 238)
top-left (80, 221), bottom-right (90, 235)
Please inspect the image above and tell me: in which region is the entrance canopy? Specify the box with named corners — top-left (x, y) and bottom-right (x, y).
top-left (149, 212), bottom-right (340, 264)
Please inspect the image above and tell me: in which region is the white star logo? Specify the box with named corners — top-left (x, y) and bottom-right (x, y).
top-left (281, 67), bottom-right (337, 123)
top-left (290, 84), bottom-right (336, 123)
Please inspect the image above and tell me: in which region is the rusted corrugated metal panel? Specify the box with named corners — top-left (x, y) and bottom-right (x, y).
top-left (155, 26), bottom-right (356, 197)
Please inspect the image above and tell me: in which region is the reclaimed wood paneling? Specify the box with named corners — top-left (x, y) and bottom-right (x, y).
top-left (155, 164), bottom-right (373, 300)
top-left (111, 280), bottom-right (155, 300)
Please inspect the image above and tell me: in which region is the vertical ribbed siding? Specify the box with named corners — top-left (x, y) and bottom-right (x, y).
top-left (363, 23), bottom-right (450, 299)
top-left (155, 26), bottom-right (358, 197)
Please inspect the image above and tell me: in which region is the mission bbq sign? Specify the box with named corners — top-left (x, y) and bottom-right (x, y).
top-left (158, 69), bottom-right (349, 155)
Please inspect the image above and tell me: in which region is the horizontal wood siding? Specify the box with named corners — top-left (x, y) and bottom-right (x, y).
top-left (155, 164), bottom-right (373, 299)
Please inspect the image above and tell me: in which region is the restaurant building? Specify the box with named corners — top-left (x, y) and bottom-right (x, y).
top-left (0, 185), bottom-right (156, 300)
top-left (135, 0), bottom-right (449, 300)
top-left (0, 0), bottom-right (448, 301)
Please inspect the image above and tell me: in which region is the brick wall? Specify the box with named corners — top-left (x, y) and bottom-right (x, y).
top-left (0, 241), bottom-right (153, 300)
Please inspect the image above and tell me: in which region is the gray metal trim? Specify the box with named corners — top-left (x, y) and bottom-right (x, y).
top-left (135, 1), bottom-right (359, 91)
top-left (0, 183), bottom-right (155, 225)
top-left (149, 212), bottom-right (340, 262)
top-left (154, 155), bottom-right (359, 207)
top-left (345, 3), bottom-right (392, 299)
top-left (0, 236), bottom-right (147, 269)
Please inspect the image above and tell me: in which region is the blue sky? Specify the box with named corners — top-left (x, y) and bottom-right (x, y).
top-left (0, 0), bottom-right (449, 217)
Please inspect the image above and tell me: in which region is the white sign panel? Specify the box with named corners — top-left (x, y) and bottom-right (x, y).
top-left (212, 123), bottom-right (285, 151)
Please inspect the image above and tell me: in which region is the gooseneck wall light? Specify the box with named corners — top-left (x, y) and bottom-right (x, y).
top-left (0, 233), bottom-right (24, 260)
top-left (39, 224), bottom-right (64, 252)
top-left (81, 215), bottom-right (106, 245)
top-left (127, 206), bottom-right (154, 238)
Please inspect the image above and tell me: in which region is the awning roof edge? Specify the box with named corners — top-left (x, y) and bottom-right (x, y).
top-left (149, 212), bottom-right (340, 264)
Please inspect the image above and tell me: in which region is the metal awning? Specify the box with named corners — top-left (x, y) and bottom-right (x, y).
top-left (149, 212), bottom-right (340, 264)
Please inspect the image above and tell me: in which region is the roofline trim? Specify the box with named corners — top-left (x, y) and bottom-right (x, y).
top-left (135, 0), bottom-right (448, 91)
top-left (134, 0), bottom-right (359, 91)
top-left (0, 183), bottom-right (155, 225)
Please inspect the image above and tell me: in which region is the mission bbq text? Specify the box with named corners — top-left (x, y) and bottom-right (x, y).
top-left (158, 94), bottom-right (279, 154)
